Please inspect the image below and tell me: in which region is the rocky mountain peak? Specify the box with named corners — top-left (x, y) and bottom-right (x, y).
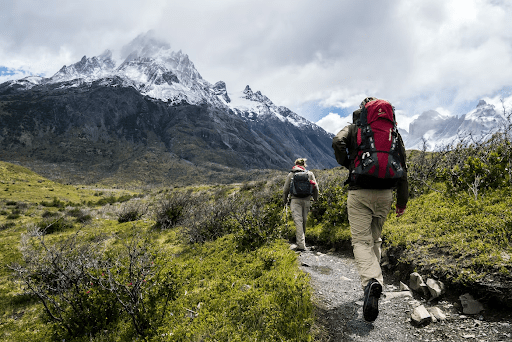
top-left (50, 52), bottom-right (116, 83)
top-left (477, 99), bottom-right (487, 107)
top-left (212, 81), bottom-right (230, 103)
top-left (243, 85), bottom-right (253, 96)
top-left (120, 30), bottom-right (171, 60)
top-left (241, 85), bottom-right (273, 106)
top-left (404, 99), bottom-right (508, 150)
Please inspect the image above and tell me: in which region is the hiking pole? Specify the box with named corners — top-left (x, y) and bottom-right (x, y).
top-left (283, 202), bottom-right (288, 229)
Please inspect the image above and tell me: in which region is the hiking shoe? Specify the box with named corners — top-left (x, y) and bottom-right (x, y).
top-left (363, 278), bottom-right (382, 322)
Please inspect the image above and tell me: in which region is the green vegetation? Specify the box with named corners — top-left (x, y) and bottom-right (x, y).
top-left (0, 162), bottom-right (312, 341)
top-left (1, 118), bottom-right (512, 340)
top-left (303, 129), bottom-right (512, 298)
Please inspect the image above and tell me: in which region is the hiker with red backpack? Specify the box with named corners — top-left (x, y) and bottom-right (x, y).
top-left (283, 158), bottom-right (319, 252)
top-left (332, 97), bottom-right (409, 322)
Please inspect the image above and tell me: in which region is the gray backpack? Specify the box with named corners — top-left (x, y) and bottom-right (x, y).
top-left (290, 171), bottom-right (313, 198)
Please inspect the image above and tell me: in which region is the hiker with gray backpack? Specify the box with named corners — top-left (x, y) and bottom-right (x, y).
top-left (283, 158), bottom-right (319, 252)
top-left (332, 97), bottom-right (409, 322)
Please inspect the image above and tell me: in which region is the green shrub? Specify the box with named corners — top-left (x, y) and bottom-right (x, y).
top-left (181, 193), bottom-right (248, 244)
top-left (232, 201), bottom-right (283, 251)
top-left (9, 230), bottom-right (180, 340)
top-left (383, 188), bottom-right (512, 283)
top-left (6, 209), bottom-right (21, 220)
top-left (36, 217), bottom-right (74, 234)
top-left (66, 207), bottom-right (93, 223)
top-left (118, 201), bottom-right (147, 223)
top-left (42, 210), bottom-right (58, 218)
top-left (87, 194), bottom-right (135, 207)
top-left (154, 191), bottom-right (199, 230)
top-left (159, 237), bottom-right (313, 341)
top-left (40, 197), bottom-right (65, 208)
top-left (0, 222), bottom-right (15, 230)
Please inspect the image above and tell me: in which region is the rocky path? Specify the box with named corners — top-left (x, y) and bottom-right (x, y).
top-left (298, 248), bottom-right (512, 342)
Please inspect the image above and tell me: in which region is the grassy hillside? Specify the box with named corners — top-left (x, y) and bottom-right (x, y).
top-left (0, 161), bottom-right (312, 341)
top-left (1, 129), bottom-right (511, 340)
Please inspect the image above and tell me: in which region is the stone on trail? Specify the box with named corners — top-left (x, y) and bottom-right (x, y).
top-left (411, 305), bottom-right (432, 326)
top-left (399, 281), bottom-right (410, 291)
top-left (459, 293), bottom-right (485, 315)
top-left (409, 272), bottom-right (429, 296)
top-left (426, 278), bottom-right (445, 299)
top-left (428, 306), bottom-right (447, 321)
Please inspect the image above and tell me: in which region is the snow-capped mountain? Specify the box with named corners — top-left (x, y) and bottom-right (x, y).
top-left (7, 32), bottom-right (316, 131)
top-left (403, 100), bottom-right (508, 150)
top-left (0, 32), bottom-right (337, 184)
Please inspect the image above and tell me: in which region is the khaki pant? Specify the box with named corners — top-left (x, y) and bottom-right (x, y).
top-left (347, 189), bottom-right (393, 288)
top-left (290, 197), bottom-right (311, 249)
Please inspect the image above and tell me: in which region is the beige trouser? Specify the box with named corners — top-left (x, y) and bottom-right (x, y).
top-left (290, 197), bottom-right (311, 249)
top-left (347, 189), bottom-right (393, 288)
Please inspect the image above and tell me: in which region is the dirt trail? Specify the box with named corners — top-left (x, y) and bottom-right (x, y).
top-left (299, 248), bottom-right (512, 342)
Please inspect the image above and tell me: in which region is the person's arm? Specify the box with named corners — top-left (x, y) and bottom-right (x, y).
top-left (332, 125), bottom-right (353, 168)
top-left (283, 173), bottom-right (292, 205)
top-left (395, 133), bottom-right (409, 216)
top-left (310, 172), bottom-right (319, 201)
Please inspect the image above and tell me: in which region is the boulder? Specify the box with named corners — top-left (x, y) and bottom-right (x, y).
top-left (429, 306), bottom-right (447, 321)
top-left (426, 278), bottom-right (445, 299)
top-left (459, 293), bottom-right (485, 315)
top-left (411, 305), bottom-right (432, 326)
top-left (409, 272), bottom-right (429, 296)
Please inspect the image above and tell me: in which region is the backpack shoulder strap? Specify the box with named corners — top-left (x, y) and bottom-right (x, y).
top-left (359, 105), bottom-right (369, 126)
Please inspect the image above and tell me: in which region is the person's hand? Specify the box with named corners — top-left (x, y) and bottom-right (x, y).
top-left (396, 205), bottom-right (406, 218)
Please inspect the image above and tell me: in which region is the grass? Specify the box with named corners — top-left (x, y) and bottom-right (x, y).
top-left (0, 161), bottom-right (314, 341)
top-left (383, 187), bottom-right (512, 285)
top-left (2, 154), bottom-right (512, 339)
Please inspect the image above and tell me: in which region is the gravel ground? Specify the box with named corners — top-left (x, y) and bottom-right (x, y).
top-left (298, 247), bottom-right (512, 342)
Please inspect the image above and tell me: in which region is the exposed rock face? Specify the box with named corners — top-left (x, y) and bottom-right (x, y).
top-left (0, 80), bottom-right (336, 185)
top-left (403, 100), bottom-right (508, 150)
top-left (0, 32), bottom-right (337, 185)
top-left (212, 81), bottom-right (230, 103)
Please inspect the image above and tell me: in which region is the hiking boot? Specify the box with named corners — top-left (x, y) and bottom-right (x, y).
top-left (363, 278), bottom-right (382, 322)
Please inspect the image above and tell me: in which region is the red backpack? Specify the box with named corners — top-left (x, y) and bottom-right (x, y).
top-left (350, 99), bottom-right (404, 188)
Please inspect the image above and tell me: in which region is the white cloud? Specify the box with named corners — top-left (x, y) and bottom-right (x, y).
top-left (1, 0), bottom-right (512, 123)
top-left (316, 112), bottom-right (351, 135)
top-left (395, 110), bottom-right (418, 132)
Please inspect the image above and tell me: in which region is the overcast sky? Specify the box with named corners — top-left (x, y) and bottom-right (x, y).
top-left (2, 0), bottom-right (512, 133)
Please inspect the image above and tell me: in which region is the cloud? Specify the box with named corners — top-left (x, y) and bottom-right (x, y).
top-left (1, 0), bottom-right (512, 123)
top-left (316, 112), bottom-right (351, 135)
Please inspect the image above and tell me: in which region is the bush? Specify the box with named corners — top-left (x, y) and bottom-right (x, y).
top-left (0, 222), bottom-right (15, 230)
top-left (181, 193), bottom-right (245, 244)
top-left (232, 202), bottom-right (284, 251)
top-left (154, 191), bottom-right (199, 230)
top-left (67, 207), bottom-right (93, 224)
top-left (40, 197), bottom-right (66, 208)
top-left (118, 201), bottom-right (147, 223)
top-left (88, 194), bottom-right (135, 207)
top-left (162, 237), bottom-right (313, 341)
top-left (6, 209), bottom-right (21, 220)
top-left (9, 229), bottom-right (180, 340)
top-left (36, 217), bottom-right (74, 234)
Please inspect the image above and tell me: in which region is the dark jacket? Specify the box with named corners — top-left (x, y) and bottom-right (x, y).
top-left (332, 123), bottom-right (409, 208)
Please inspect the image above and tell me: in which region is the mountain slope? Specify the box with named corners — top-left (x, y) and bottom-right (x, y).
top-left (0, 33), bottom-right (337, 185)
top-left (403, 100), bottom-right (508, 150)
